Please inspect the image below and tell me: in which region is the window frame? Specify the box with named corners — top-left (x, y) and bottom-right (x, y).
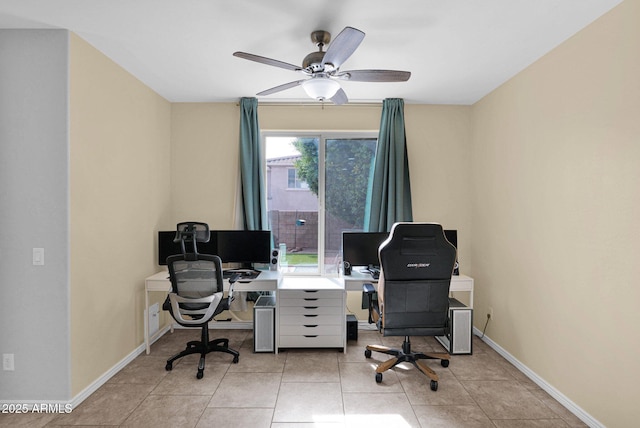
top-left (262, 130), bottom-right (378, 276)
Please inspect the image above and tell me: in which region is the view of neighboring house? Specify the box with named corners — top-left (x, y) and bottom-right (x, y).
top-left (266, 155), bottom-right (317, 212)
top-left (266, 155), bottom-right (318, 254)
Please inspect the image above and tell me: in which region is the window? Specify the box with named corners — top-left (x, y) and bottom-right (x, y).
top-left (264, 133), bottom-right (378, 275)
top-left (287, 168), bottom-right (309, 189)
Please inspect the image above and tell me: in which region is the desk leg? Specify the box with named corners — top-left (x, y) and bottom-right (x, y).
top-left (144, 286), bottom-right (150, 355)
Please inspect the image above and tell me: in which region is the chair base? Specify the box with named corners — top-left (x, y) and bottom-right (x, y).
top-left (165, 326), bottom-right (239, 379)
top-left (365, 336), bottom-right (449, 391)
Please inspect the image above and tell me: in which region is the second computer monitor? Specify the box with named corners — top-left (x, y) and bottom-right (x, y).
top-left (342, 231), bottom-right (389, 268)
top-left (216, 230), bottom-right (271, 266)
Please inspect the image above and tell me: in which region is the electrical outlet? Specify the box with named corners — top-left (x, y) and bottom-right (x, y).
top-left (3, 353), bottom-right (15, 371)
top-left (33, 248), bottom-right (45, 266)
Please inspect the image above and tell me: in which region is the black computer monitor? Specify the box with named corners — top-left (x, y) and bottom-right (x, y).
top-left (157, 231), bottom-right (218, 265)
top-left (444, 229), bottom-right (457, 248)
top-left (342, 231), bottom-right (389, 267)
top-left (215, 230), bottom-right (271, 266)
top-left (444, 229), bottom-right (459, 275)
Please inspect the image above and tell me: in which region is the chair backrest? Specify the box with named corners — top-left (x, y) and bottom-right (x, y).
top-left (167, 253), bottom-right (223, 314)
top-left (379, 222), bottom-right (457, 336)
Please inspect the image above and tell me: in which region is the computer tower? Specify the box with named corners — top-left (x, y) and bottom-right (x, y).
top-left (346, 314), bottom-right (358, 341)
top-left (436, 298), bottom-right (473, 355)
top-left (253, 295), bottom-right (276, 353)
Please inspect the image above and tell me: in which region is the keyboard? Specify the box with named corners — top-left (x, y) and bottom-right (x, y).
top-left (223, 269), bottom-right (259, 280)
top-left (367, 266), bottom-right (380, 279)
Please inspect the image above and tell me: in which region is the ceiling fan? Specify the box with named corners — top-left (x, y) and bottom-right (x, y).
top-left (233, 26), bottom-right (411, 105)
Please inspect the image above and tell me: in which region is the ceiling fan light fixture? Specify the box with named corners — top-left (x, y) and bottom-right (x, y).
top-left (302, 78), bottom-right (340, 100)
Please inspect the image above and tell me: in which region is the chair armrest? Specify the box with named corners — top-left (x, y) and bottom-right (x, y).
top-left (362, 283), bottom-right (380, 325)
top-left (227, 273), bottom-right (242, 303)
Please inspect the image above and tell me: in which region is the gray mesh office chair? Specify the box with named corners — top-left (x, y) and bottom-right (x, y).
top-left (363, 222), bottom-right (456, 391)
top-left (164, 222), bottom-right (240, 379)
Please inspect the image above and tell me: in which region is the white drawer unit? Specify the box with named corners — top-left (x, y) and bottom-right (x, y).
top-left (277, 277), bottom-right (346, 353)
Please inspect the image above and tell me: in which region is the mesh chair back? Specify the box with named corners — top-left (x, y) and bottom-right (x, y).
top-left (167, 253), bottom-right (223, 315)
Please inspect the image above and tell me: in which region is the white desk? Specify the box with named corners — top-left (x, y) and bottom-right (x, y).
top-left (144, 269), bottom-right (280, 354)
top-left (343, 269), bottom-right (474, 308)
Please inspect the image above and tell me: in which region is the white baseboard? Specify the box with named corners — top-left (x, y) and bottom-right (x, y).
top-left (0, 327), bottom-right (170, 410)
top-left (473, 327), bottom-right (603, 428)
top-left (71, 324), bottom-right (172, 408)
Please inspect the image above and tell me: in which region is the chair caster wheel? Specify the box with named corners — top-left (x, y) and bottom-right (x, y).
top-left (196, 370), bottom-right (204, 379)
top-left (165, 362), bottom-right (172, 371)
top-left (364, 349), bottom-right (372, 358)
top-left (233, 356), bottom-right (239, 364)
top-left (441, 359), bottom-right (450, 367)
top-left (375, 373), bottom-right (383, 383)
top-left (430, 380), bottom-right (438, 391)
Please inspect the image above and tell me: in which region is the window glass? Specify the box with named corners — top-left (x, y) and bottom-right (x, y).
top-left (265, 133), bottom-right (377, 274)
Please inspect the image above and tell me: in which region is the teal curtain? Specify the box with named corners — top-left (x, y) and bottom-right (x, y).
top-left (239, 97), bottom-right (267, 230)
top-left (365, 98), bottom-right (413, 232)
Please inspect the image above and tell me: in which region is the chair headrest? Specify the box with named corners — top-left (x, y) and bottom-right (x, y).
top-left (174, 222), bottom-right (210, 243)
top-left (379, 222), bottom-right (456, 281)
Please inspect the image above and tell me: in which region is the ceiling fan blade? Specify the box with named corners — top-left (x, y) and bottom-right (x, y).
top-left (330, 88), bottom-right (348, 105)
top-left (334, 69), bottom-right (411, 82)
top-left (233, 51), bottom-right (302, 72)
top-left (322, 26), bottom-right (365, 69)
top-left (257, 79), bottom-right (307, 96)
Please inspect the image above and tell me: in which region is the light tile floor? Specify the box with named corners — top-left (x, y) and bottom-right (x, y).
top-left (1, 329), bottom-right (587, 428)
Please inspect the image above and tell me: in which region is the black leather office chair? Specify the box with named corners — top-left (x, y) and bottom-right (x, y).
top-left (363, 222), bottom-right (456, 391)
top-left (163, 222), bottom-right (240, 379)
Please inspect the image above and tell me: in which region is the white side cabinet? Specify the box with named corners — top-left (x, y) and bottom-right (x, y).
top-left (277, 277), bottom-right (346, 353)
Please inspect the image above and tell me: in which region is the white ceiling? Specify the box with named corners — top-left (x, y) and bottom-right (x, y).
top-left (0, 0), bottom-right (622, 105)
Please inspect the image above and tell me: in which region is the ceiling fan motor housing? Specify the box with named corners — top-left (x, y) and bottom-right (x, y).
top-left (303, 51), bottom-right (325, 71)
top-left (303, 30), bottom-right (331, 71)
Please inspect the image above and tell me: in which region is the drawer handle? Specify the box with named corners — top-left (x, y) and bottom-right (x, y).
top-left (303, 314), bottom-right (318, 318)
top-left (303, 306), bottom-right (318, 309)
top-left (304, 325), bottom-right (318, 328)
top-left (303, 298), bottom-right (318, 301)
top-left (303, 290), bottom-right (319, 293)
top-left (304, 335), bottom-right (318, 338)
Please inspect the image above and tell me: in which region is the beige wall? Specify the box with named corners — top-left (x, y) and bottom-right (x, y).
top-left (470, 1), bottom-right (639, 426)
top-left (169, 103), bottom-right (240, 228)
top-left (405, 105), bottom-right (473, 273)
top-left (69, 34), bottom-right (172, 395)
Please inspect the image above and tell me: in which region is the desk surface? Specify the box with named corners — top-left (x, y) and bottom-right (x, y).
top-left (145, 269), bottom-right (280, 292)
top-left (147, 269), bottom-right (472, 292)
